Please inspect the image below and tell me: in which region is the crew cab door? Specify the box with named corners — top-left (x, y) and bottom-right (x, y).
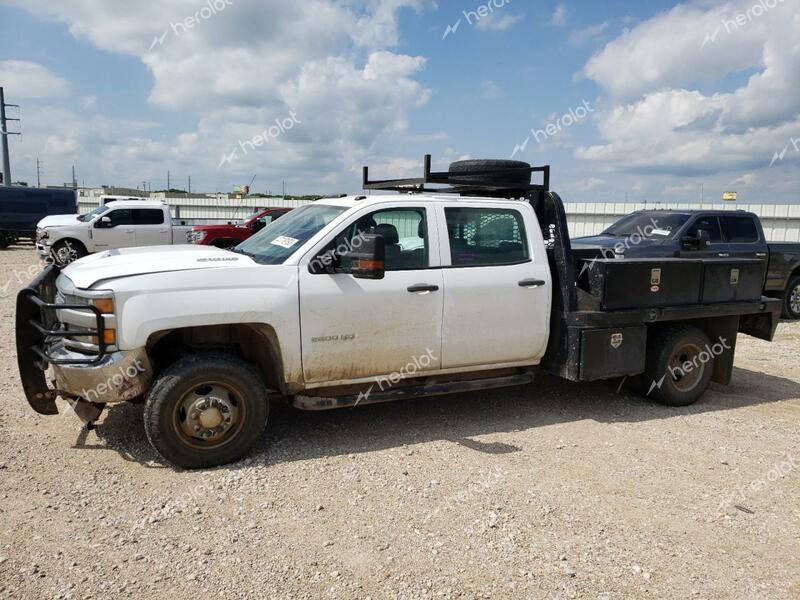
top-left (299, 204), bottom-right (443, 383)
top-left (131, 208), bottom-right (171, 246)
top-left (678, 215), bottom-right (729, 258)
top-left (437, 202), bottom-right (551, 369)
top-left (720, 215), bottom-right (767, 261)
top-left (92, 208), bottom-right (135, 250)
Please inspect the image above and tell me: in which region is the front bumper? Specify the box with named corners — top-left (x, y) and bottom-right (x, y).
top-left (50, 346), bottom-right (153, 404)
top-left (15, 265), bottom-right (151, 414)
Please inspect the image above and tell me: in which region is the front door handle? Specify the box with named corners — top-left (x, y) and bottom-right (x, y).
top-left (407, 284), bottom-right (439, 293)
top-left (518, 278), bottom-right (546, 288)
top-left (718, 253), bottom-right (730, 258)
top-left (124, 229), bottom-right (135, 234)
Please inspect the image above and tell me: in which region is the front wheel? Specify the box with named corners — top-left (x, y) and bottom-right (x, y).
top-left (643, 325), bottom-right (714, 407)
top-left (143, 354), bottom-right (268, 468)
top-left (51, 239), bottom-right (87, 266)
top-left (782, 275), bottom-right (800, 320)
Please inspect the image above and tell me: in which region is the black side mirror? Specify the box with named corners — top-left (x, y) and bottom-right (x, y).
top-left (682, 229), bottom-right (710, 250)
top-left (95, 216), bottom-right (112, 229)
top-left (338, 233), bottom-right (385, 280)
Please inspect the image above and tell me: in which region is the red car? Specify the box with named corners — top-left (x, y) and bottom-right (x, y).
top-left (189, 207), bottom-right (292, 248)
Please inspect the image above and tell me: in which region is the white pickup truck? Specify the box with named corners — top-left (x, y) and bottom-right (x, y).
top-left (16, 158), bottom-right (782, 468)
top-left (36, 199), bottom-right (193, 265)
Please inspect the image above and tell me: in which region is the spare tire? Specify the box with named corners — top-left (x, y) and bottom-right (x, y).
top-left (448, 159), bottom-right (532, 188)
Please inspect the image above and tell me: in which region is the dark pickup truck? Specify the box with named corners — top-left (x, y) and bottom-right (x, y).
top-left (573, 210), bottom-right (800, 319)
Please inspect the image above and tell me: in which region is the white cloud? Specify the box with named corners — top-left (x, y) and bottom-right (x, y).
top-left (80, 95), bottom-right (98, 109)
top-left (480, 80), bottom-right (503, 100)
top-left (0, 60), bottom-right (70, 98)
top-left (4, 0), bottom-right (433, 191)
top-left (475, 13), bottom-right (523, 31)
top-left (551, 4), bottom-right (567, 27)
top-left (569, 21), bottom-right (609, 45)
top-left (576, 0), bottom-right (800, 178)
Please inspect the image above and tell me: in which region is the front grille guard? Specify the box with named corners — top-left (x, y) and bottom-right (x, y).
top-left (16, 265), bottom-right (112, 415)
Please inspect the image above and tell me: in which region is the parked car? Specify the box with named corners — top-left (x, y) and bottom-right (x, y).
top-left (0, 186), bottom-right (76, 249)
top-left (16, 157), bottom-right (781, 468)
top-left (36, 199), bottom-right (194, 265)
top-left (188, 208), bottom-right (292, 248)
top-left (573, 210), bottom-right (800, 319)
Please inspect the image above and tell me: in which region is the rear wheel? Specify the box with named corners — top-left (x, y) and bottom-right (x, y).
top-left (782, 275), bottom-right (800, 320)
top-left (643, 325), bottom-right (714, 407)
top-left (143, 354), bottom-right (268, 469)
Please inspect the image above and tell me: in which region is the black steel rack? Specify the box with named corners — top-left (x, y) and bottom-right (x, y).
top-left (362, 154), bottom-right (549, 198)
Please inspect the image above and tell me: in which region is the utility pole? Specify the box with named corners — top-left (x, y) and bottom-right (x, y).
top-left (167, 170), bottom-right (170, 190)
top-left (1, 87), bottom-right (21, 187)
top-left (188, 175), bottom-right (191, 193)
top-left (72, 165), bottom-right (77, 189)
top-left (36, 157), bottom-right (42, 187)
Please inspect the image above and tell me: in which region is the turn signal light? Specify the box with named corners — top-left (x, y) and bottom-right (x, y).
top-left (92, 298), bottom-right (115, 314)
top-left (91, 329), bottom-right (117, 346)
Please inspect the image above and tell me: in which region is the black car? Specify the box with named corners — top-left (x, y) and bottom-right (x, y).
top-left (573, 210), bottom-right (800, 319)
top-left (0, 186), bottom-right (76, 248)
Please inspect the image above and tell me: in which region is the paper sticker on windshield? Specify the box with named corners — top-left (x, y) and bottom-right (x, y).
top-left (651, 228), bottom-right (671, 236)
top-left (270, 236), bottom-right (299, 249)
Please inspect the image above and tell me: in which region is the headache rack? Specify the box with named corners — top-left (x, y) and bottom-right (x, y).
top-left (363, 154), bottom-right (550, 198)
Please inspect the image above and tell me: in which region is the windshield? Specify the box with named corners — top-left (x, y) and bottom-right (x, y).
top-left (602, 213), bottom-right (690, 238)
top-left (78, 206), bottom-right (108, 222)
top-left (235, 204), bottom-right (347, 265)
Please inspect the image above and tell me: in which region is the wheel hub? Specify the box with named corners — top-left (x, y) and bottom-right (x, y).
top-left (790, 284), bottom-right (800, 314)
top-left (181, 388), bottom-right (237, 441)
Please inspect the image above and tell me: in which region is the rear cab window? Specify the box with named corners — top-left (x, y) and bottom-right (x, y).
top-left (444, 207), bottom-right (529, 266)
top-left (721, 216), bottom-right (759, 243)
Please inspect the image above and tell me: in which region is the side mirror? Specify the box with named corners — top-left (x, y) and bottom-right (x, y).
top-left (338, 233), bottom-right (385, 280)
top-left (95, 216), bottom-right (112, 228)
top-left (682, 229), bottom-right (710, 250)
top-left (252, 219), bottom-right (266, 233)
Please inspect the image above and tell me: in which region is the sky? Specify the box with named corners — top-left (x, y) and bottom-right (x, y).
top-left (0, 0), bottom-right (797, 202)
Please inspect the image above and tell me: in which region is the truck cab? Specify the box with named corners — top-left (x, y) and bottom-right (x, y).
top-left (188, 207), bottom-right (292, 248)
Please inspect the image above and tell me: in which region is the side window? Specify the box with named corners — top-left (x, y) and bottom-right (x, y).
top-left (721, 216), bottom-right (758, 243)
top-left (132, 209), bottom-right (165, 225)
top-left (445, 207), bottom-right (529, 266)
top-left (688, 216), bottom-right (722, 243)
top-left (106, 209), bottom-right (132, 227)
top-left (335, 207), bottom-right (429, 271)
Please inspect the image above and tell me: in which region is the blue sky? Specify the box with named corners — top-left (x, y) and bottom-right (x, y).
top-left (0, 0), bottom-right (797, 202)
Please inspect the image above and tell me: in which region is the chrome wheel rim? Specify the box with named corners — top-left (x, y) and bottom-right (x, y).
top-left (174, 382), bottom-right (244, 449)
top-left (790, 284), bottom-right (800, 315)
top-left (669, 342), bottom-right (705, 393)
top-left (53, 241), bottom-right (79, 266)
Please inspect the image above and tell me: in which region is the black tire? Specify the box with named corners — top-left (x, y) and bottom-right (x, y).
top-left (0, 235), bottom-right (10, 250)
top-left (643, 325), bottom-right (714, 407)
top-left (143, 354), bottom-right (268, 469)
top-left (448, 159), bottom-right (532, 188)
top-left (781, 275), bottom-right (800, 320)
top-left (51, 239), bottom-right (87, 266)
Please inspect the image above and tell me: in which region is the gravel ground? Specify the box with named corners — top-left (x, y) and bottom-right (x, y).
top-left (1, 246), bottom-right (798, 600)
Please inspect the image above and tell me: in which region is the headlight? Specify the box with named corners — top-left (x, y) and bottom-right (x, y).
top-left (37, 229), bottom-right (49, 242)
top-left (189, 230), bottom-right (207, 243)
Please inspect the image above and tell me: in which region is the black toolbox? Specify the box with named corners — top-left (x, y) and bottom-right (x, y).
top-left (587, 258), bottom-right (704, 310)
top-left (700, 259), bottom-right (765, 303)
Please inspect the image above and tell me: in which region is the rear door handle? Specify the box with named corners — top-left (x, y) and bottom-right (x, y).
top-left (407, 284), bottom-right (439, 293)
top-left (518, 278), bottom-right (546, 288)
top-left (124, 229), bottom-right (135, 234)
top-left (718, 253), bottom-right (730, 257)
